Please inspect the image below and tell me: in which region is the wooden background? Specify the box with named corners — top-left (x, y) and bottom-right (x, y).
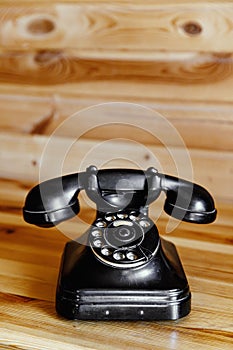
top-left (0, 1), bottom-right (232, 349)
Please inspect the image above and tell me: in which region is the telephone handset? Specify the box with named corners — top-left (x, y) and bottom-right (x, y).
top-left (23, 166), bottom-right (217, 320)
top-left (24, 166), bottom-right (216, 227)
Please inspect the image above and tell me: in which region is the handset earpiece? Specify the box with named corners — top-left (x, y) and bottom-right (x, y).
top-left (23, 173), bottom-right (82, 227)
top-left (161, 174), bottom-right (217, 224)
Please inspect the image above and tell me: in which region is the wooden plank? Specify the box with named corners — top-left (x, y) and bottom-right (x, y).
top-left (0, 95), bottom-right (53, 134)
top-left (0, 293), bottom-right (232, 350)
top-left (1, 51), bottom-right (233, 85)
top-left (1, 4), bottom-right (233, 105)
top-left (1, 1), bottom-right (233, 5)
top-left (1, 50), bottom-right (233, 106)
top-left (0, 132), bottom-right (232, 201)
top-left (0, 3), bottom-right (233, 53)
top-left (0, 94), bottom-right (233, 151)
top-left (1, 62), bottom-right (233, 103)
top-left (43, 97), bottom-right (233, 151)
top-left (0, 179), bottom-right (28, 210)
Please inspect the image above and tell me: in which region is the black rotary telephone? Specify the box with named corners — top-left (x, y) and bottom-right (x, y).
top-left (23, 166), bottom-right (217, 320)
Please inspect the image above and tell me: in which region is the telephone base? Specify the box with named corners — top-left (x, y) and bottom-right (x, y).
top-left (56, 288), bottom-right (191, 321)
top-left (56, 238), bottom-right (191, 321)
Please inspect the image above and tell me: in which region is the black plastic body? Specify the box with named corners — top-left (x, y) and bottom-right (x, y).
top-left (23, 167), bottom-right (217, 227)
top-left (56, 234), bottom-right (191, 320)
top-left (23, 166), bottom-right (217, 321)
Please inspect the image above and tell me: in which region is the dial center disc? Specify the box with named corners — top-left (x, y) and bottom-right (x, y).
top-left (104, 219), bottom-right (144, 249)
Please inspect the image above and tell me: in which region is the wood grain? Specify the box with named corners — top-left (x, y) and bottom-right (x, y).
top-left (1, 1), bottom-right (232, 5)
top-left (0, 293), bottom-right (233, 350)
top-left (1, 51), bottom-right (232, 85)
top-left (1, 3), bottom-right (233, 105)
top-left (0, 0), bottom-right (232, 4)
top-left (0, 132), bottom-right (233, 201)
top-left (0, 73), bottom-right (233, 105)
top-left (0, 95), bottom-right (233, 151)
top-left (1, 64), bottom-right (233, 104)
top-left (1, 4), bottom-right (233, 53)
top-left (0, 95), bottom-right (53, 134)
top-left (43, 97), bottom-right (233, 152)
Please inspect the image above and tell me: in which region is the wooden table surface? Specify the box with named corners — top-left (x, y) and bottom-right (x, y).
top-left (0, 196), bottom-right (232, 350)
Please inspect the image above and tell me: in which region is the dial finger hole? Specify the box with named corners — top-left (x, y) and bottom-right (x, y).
top-left (126, 251), bottom-right (138, 261)
top-left (113, 252), bottom-right (125, 260)
top-left (117, 213), bottom-right (128, 219)
top-left (96, 221), bottom-right (107, 228)
top-left (105, 214), bottom-right (116, 221)
top-left (101, 247), bottom-right (112, 256)
top-left (93, 239), bottom-right (102, 248)
top-left (91, 229), bottom-right (102, 237)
